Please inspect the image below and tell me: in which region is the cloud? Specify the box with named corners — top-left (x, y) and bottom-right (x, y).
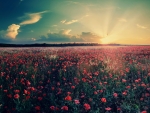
top-left (0, 30), bottom-right (6, 36)
top-left (59, 29), bottom-right (71, 35)
top-left (118, 18), bottom-right (127, 22)
top-left (36, 30), bottom-right (102, 43)
top-left (79, 14), bottom-right (89, 20)
top-left (136, 24), bottom-right (147, 29)
top-left (31, 38), bottom-right (36, 41)
top-left (65, 20), bottom-right (78, 24)
top-left (60, 14), bottom-right (89, 25)
top-left (0, 11), bottom-right (47, 41)
top-left (99, 6), bottom-right (120, 11)
top-left (60, 20), bottom-right (66, 23)
top-left (19, 11), bottom-right (47, 25)
top-left (0, 30), bottom-right (13, 43)
top-left (0, 36), bottom-right (12, 43)
top-left (5, 24), bottom-right (20, 39)
top-left (0, 31), bottom-right (11, 43)
top-left (65, 1), bottom-right (80, 5)
top-left (31, 30), bottom-right (34, 32)
top-left (52, 25), bottom-right (57, 27)
top-left (80, 32), bottom-right (101, 42)
top-left (37, 31), bottom-right (72, 43)
top-left (0, 23), bottom-right (20, 40)
top-left (60, 19), bottom-right (78, 24)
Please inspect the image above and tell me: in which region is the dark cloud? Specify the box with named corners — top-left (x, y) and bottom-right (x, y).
top-left (80, 32), bottom-right (102, 42)
top-left (37, 30), bottom-right (73, 42)
top-left (36, 30), bottom-right (102, 43)
top-left (0, 28), bottom-right (102, 44)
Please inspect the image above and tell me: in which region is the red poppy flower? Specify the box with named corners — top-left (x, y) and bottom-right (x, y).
top-left (71, 86), bottom-right (75, 89)
top-left (26, 95), bottom-right (30, 100)
top-left (84, 103), bottom-right (91, 110)
top-left (61, 106), bottom-right (68, 111)
top-left (105, 107), bottom-right (111, 111)
top-left (7, 94), bottom-right (12, 98)
top-left (35, 106), bottom-right (40, 111)
top-left (3, 90), bottom-right (8, 93)
top-left (65, 95), bottom-right (72, 101)
top-left (74, 99), bottom-right (80, 104)
top-left (14, 89), bottom-right (20, 93)
top-left (14, 94), bottom-right (20, 99)
top-left (50, 106), bottom-right (55, 110)
top-left (141, 111), bottom-right (147, 113)
top-left (24, 89), bottom-right (28, 94)
top-left (113, 93), bottom-right (118, 98)
top-left (122, 91), bottom-right (127, 95)
top-left (38, 97), bottom-right (43, 101)
top-left (101, 98), bottom-right (106, 103)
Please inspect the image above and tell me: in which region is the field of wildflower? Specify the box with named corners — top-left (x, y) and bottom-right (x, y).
top-left (0, 46), bottom-right (150, 113)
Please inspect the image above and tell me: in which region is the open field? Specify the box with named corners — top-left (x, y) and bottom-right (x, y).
top-left (0, 46), bottom-right (150, 113)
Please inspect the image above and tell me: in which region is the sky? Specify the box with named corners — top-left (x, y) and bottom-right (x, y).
top-left (0, 0), bottom-right (150, 44)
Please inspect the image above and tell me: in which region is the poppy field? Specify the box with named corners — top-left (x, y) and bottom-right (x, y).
top-left (0, 46), bottom-right (150, 113)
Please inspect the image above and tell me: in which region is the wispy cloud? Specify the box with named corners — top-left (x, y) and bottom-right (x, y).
top-left (60, 20), bottom-right (66, 24)
top-left (60, 19), bottom-right (78, 25)
top-left (65, 1), bottom-right (80, 5)
top-left (99, 6), bottom-right (120, 11)
top-left (80, 14), bottom-right (89, 20)
top-left (52, 25), bottom-right (57, 27)
top-left (65, 20), bottom-right (78, 24)
top-left (118, 18), bottom-right (127, 22)
top-left (0, 11), bottom-right (47, 40)
top-left (136, 24), bottom-right (147, 29)
top-left (60, 14), bottom-right (89, 25)
top-left (6, 24), bottom-right (20, 39)
top-left (19, 11), bottom-right (47, 25)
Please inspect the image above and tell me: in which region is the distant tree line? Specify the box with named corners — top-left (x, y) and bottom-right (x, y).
top-left (0, 43), bottom-right (121, 47)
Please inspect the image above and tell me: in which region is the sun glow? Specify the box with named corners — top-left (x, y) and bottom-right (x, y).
top-left (79, 3), bottom-right (121, 44)
top-left (101, 34), bottom-right (118, 44)
top-left (78, 2), bottom-right (150, 44)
